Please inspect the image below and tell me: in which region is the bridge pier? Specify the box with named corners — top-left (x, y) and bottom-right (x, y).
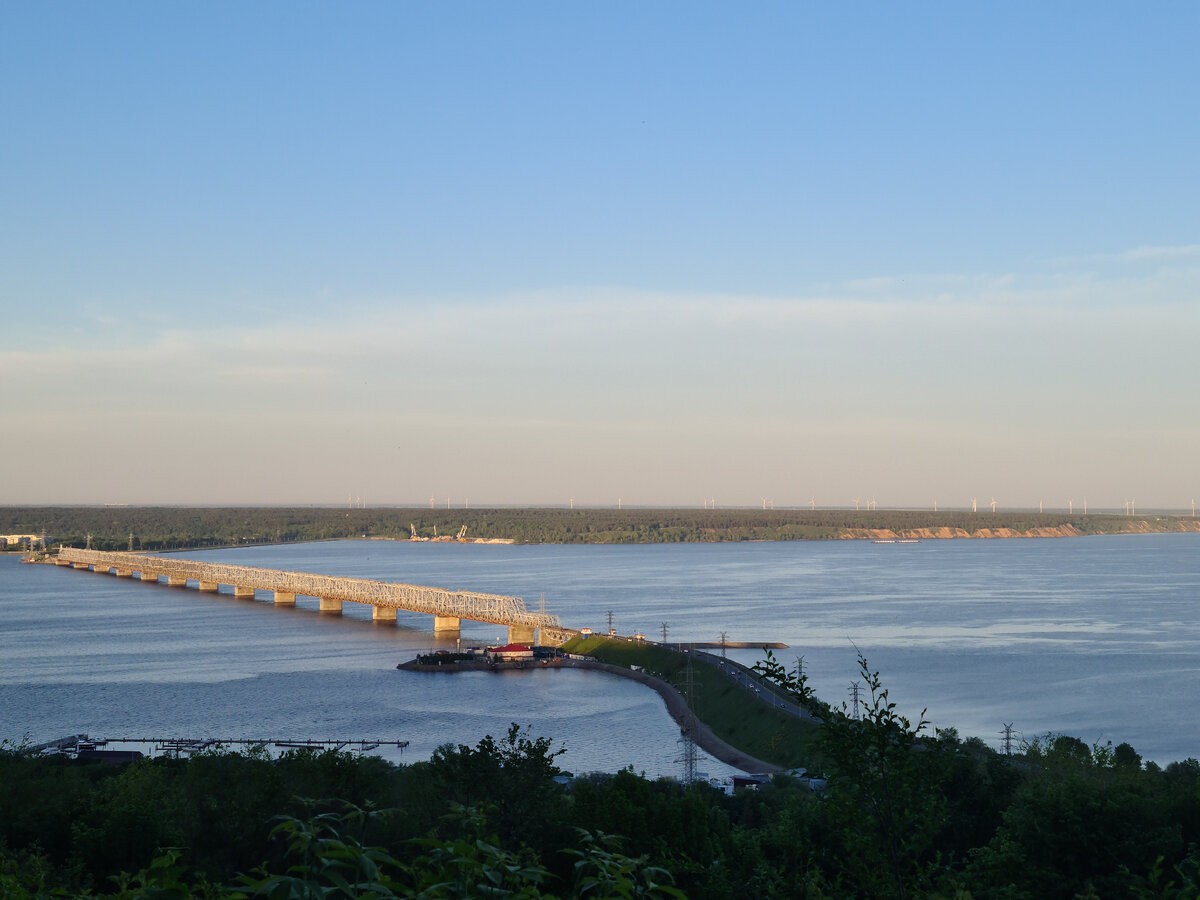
top-left (52, 549), bottom-right (567, 643)
top-left (508, 624), bottom-right (537, 646)
top-left (319, 597), bottom-right (342, 614)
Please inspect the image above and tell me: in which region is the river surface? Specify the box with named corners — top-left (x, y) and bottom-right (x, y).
top-left (2, 533), bottom-right (1198, 771)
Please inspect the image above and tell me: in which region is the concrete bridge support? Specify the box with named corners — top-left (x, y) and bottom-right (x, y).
top-left (508, 624), bottom-right (537, 646)
top-left (53, 549), bottom-right (566, 643)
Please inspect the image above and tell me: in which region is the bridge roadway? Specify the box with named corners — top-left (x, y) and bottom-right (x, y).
top-left (55, 548), bottom-right (574, 646)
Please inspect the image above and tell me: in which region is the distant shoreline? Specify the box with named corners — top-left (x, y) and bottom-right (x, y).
top-left (3, 506), bottom-right (1198, 553)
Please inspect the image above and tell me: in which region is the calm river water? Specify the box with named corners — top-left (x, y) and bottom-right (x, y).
top-left (2, 533), bottom-right (1198, 771)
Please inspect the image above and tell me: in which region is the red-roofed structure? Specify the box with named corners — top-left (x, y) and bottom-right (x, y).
top-left (486, 643), bottom-right (534, 660)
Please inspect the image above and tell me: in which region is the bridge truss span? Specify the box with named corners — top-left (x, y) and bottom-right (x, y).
top-left (55, 548), bottom-right (568, 644)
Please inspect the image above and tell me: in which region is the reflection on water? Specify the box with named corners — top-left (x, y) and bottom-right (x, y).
top-left (2, 531), bottom-right (1199, 765)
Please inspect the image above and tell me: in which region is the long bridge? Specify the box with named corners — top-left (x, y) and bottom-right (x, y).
top-left (54, 548), bottom-right (575, 646)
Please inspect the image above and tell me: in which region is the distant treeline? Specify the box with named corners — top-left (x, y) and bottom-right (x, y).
top-left (2, 505), bottom-right (1197, 552)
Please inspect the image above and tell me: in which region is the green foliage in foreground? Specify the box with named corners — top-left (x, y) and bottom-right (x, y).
top-left (6, 659), bottom-right (1200, 899)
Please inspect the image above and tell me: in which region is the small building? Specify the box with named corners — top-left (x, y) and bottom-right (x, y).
top-left (4, 534), bottom-right (42, 547)
top-left (485, 643), bottom-right (534, 661)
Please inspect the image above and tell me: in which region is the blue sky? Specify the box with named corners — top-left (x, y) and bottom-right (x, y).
top-left (2, 2), bottom-right (1197, 509)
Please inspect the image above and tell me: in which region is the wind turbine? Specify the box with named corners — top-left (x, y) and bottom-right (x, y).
top-left (972, 497), bottom-right (977, 513)
top-left (810, 497), bottom-right (816, 511)
top-left (990, 498), bottom-right (998, 513)
top-left (1069, 499), bottom-right (1073, 514)
top-left (854, 497), bottom-right (861, 511)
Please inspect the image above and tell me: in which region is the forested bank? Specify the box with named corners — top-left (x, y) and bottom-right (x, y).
top-left (5, 662), bottom-right (1200, 899)
top-left (4, 505), bottom-right (1197, 551)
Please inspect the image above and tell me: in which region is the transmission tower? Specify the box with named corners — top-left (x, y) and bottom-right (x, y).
top-left (848, 681), bottom-right (862, 720)
top-left (674, 657), bottom-right (699, 783)
top-left (85, 533), bottom-right (93, 550)
top-left (1000, 722), bottom-right (1018, 756)
top-left (606, 610), bottom-right (614, 636)
top-left (661, 621), bottom-right (669, 644)
top-left (128, 533), bottom-right (134, 552)
top-left (719, 631), bottom-right (728, 658)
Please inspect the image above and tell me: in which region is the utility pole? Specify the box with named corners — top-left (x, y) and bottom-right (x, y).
top-left (1000, 722), bottom-right (1017, 756)
top-left (675, 657), bottom-right (699, 783)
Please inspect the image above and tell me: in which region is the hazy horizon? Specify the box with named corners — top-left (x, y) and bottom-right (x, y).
top-left (3, 4), bottom-right (1197, 509)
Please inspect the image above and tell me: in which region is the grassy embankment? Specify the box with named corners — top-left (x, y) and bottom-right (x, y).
top-left (561, 635), bottom-right (821, 770)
